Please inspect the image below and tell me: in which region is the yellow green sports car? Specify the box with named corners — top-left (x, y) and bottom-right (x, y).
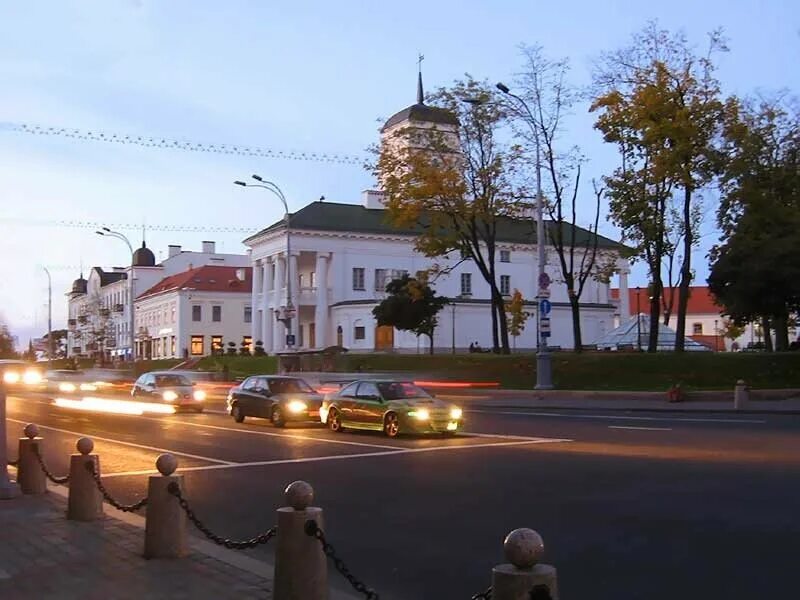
top-left (321, 380), bottom-right (463, 438)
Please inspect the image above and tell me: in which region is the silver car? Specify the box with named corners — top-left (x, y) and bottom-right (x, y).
top-left (131, 371), bottom-right (206, 413)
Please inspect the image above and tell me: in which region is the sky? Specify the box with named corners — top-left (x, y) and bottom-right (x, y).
top-left (1, 0), bottom-right (798, 347)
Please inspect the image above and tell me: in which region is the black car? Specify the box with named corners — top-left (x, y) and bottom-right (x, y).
top-left (226, 375), bottom-right (323, 426)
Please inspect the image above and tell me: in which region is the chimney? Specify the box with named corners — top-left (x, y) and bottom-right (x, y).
top-left (202, 241), bottom-right (216, 254)
top-left (168, 245), bottom-right (181, 258)
top-left (362, 190), bottom-right (387, 209)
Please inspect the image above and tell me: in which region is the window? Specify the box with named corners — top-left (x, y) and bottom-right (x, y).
top-left (500, 275), bottom-right (511, 296)
top-left (171, 306), bottom-right (176, 323)
top-left (298, 324), bottom-right (304, 347)
top-left (352, 267), bottom-right (365, 291)
top-left (243, 336), bottom-right (252, 353)
top-left (298, 273), bottom-right (305, 289)
top-left (211, 336), bottom-right (223, 354)
top-left (244, 305), bottom-right (252, 324)
top-left (339, 382), bottom-right (359, 398)
top-left (212, 305), bottom-right (222, 322)
top-left (356, 381), bottom-right (381, 400)
top-left (191, 335), bottom-right (204, 356)
top-left (171, 336), bottom-right (176, 356)
top-left (460, 273), bottom-right (472, 296)
top-left (374, 269), bottom-right (387, 292)
top-left (354, 326), bottom-right (366, 340)
top-left (692, 323), bottom-right (703, 335)
top-left (391, 269), bottom-right (408, 280)
top-left (310, 271), bottom-right (316, 288)
top-left (500, 250), bottom-right (511, 263)
top-left (192, 305), bottom-right (202, 322)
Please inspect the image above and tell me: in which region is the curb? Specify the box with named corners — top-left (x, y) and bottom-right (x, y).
top-left (469, 404), bottom-right (800, 416)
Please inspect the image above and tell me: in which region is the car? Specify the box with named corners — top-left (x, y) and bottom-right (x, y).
top-left (0, 360), bottom-right (45, 390)
top-left (321, 380), bottom-right (463, 438)
top-left (131, 371), bottom-right (205, 412)
top-left (226, 375), bottom-right (323, 426)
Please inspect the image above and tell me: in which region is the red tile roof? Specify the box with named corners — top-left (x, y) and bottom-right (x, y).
top-left (610, 286), bottom-right (722, 315)
top-left (137, 265), bottom-right (252, 299)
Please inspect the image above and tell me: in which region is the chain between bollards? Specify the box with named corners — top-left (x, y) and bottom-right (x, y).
top-left (304, 519), bottom-right (379, 600)
top-left (167, 482), bottom-right (277, 549)
top-left (84, 461), bottom-right (147, 512)
top-left (471, 587), bottom-right (492, 599)
top-left (32, 443), bottom-right (70, 484)
top-left (470, 584), bottom-right (552, 600)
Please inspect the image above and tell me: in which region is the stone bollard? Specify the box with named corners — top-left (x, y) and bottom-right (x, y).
top-left (0, 386), bottom-right (21, 499)
top-left (67, 437), bottom-right (103, 521)
top-left (17, 424), bottom-right (47, 495)
top-left (144, 454), bottom-right (187, 559)
top-left (491, 528), bottom-right (559, 600)
top-left (734, 380), bottom-right (749, 410)
top-left (274, 481), bottom-right (327, 600)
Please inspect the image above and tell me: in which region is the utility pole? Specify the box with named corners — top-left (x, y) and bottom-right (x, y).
top-left (43, 267), bottom-right (53, 369)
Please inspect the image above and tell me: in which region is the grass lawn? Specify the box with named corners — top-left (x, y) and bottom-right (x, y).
top-left (196, 355), bottom-right (278, 379)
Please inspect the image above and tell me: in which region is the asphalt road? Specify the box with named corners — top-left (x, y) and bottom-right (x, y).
top-left (5, 391), bottom-right (800, 600)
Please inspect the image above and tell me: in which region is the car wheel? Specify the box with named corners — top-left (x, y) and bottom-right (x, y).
top-left (383, 413), bottom-right (400, 438)
top-left (231, 404), bottom-right (245, 423)
top-left (328, 408), bottom-right (344, 433)
top-left (271, 405), bottom-right (286, 428)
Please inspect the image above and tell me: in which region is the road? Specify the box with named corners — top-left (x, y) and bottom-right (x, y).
top-left (5, 391), bottom-right (800, 600)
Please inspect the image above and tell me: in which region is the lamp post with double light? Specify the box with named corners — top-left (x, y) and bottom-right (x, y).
top-left (496, 81), bottom-right (552, 389)
top-left (234, 176), bottom-right (295, 350)
top-left (96, 228), bottom-right (135, 364)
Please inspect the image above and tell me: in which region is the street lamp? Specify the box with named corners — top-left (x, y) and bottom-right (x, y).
top-left (714, 319), bottom-right (719, 352)
top-left (96, 229), bottom-right (136, 364)
top-left (42, 267), bottom-right (53, 369)
top-left (636, 287), bottom-right (642, 352)
top-left (234, 176), bottom-right (295, 350)
top-left (496, 81), bottom-right (552, 389)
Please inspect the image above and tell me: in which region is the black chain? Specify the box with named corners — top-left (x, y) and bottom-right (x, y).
top-left (471, 587), bottom-right (492, 600)
top-left (305, 519), bottom-right (379, 600)
top-left (84, 461), bottom-right (148, 512)
top-left (167, 482), bottom-right (276, 549)
top-left (32, 443), bottom-right (70, 484)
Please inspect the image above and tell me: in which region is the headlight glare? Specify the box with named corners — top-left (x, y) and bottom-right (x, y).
top-left (409, 408), bottom-right (430, 420)
top-left (3, 371), bottom-right (20, 384)
top-left (80, 383), bottom-right (97, 392)
top-left (162, 390), bottom-right (178, 402)
top-left (287, 400), bottom-right (307, 414)
top-left (450, 407), bottom-right (463, 420)
top-left (23, 370), bottom-right (42, 385)
top-left (193, 389), bottom-right (206, 401)
top-left (59, 382), bottom-right (77, 393)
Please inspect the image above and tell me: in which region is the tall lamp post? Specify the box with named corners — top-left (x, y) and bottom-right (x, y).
top-left (496, 81), bottom-right (552, 389)
top-left (636, 287), bottom-right (642, 352)
top-left (234, 176), bottom-right (294, 350)
top-left (42, 266), bottom-right (53, 369)
top-left (96, 228), bottom-right (136, 365)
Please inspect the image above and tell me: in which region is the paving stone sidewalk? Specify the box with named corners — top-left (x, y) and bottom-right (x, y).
top-left (0, 492), bottom-right (273, 599)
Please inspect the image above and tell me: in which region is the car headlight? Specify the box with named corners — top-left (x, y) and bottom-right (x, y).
top-left (193, 389), bottom-right (206, 401)
top-left (408, 408), bottom-right (430, 420)
top-left (59, 382), bottom-right (77, 393)
top-left (162, 390), bottom-right (178, 402)
top-left (23, 370), bottom-right (42, 385)
top-left (3, 371), bottom-right (20, 384)
top-left (80, 383), bottom-right (97, 392)
top-left (450, 407), bottom-right (463, 420)
top-left (287, 400), bottom-right (307, 414)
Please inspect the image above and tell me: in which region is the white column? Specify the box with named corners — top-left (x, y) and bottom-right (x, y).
top-left (251, 260), bottom-right (260, 344)
top-left (261, 260), bottom-right (270, 350)
top-left (273, 254), bottom-right (285, 352)
top-left (617, 260), bottom-right (631, 318)
top-left (289, 252), bottom-right (300, 345)
top-left (314, 252), bottom-right (330, 349)
top-left (264, 308), bottom-right (274, 353)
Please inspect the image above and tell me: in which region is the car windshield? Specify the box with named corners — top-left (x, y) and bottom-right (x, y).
top-left (154, 374), bottom-right (192, 387)
top-left (377, 382), bottom-right (430, 400)
top-left (269, 378), bottom-right (314, 394)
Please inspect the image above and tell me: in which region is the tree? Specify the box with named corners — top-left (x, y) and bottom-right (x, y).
top-left (592, 22), bottom-right (727, 351)
top-left (720, 319), bottom-right (745, 344)
top-left (709, 95), bottom-right (800, 351)
top-left (0, 323), bottom-right (17, 358)
top-left (375, 77), bottom-right (528, 353)
top-left (42, 329), bottom-right (68, 359)
top-left (505, 289), bottom-right (529, 351)
top-left (372, 275), bottom-right (448, 355)
top-left (509, 45), bottom-right (611, 352)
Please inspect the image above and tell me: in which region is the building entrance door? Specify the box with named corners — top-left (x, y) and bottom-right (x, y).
top-left (374, 325), bottom-right (394, 351)
top-left (309, 323), bottom-right (316, 349)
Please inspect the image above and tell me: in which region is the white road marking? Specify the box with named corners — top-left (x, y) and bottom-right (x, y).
top-left (608, 425), bottom-right (673, 431)
top-left (7, 418), bottom-right (234, 465)
top-left (468, 409), bottom-right (767, 425)
top-left (98, 437), bottom-right (572, 478)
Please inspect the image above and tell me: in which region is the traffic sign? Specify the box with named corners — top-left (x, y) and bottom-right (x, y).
top-left (286, 334), bottom-right (296, 347)
top-left (540, 299), bottom-right (552, 315)
top-left (541, 331), bottom-right (552, 338)
top-left (537, 288), bottom-right (551, 299)
top-left (540, 317), bottom-right (551, 332)
top-left (538, 272), bottom-right (551, 289)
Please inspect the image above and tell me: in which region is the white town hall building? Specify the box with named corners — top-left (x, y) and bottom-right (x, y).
top-left (245, 79), bottom-right (631, 353)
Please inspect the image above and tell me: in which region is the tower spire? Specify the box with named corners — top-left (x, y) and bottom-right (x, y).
top-left (417, 53), bottom-right (425, 104)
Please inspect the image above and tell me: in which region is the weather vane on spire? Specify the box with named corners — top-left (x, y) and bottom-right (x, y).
top-left (418, 53), bottom-right (424, 73)
top-left (417, 53), bottom-right (425, 104)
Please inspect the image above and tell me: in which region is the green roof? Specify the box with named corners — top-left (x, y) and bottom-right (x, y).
top-left (243, 201), bottom-right (623, 250)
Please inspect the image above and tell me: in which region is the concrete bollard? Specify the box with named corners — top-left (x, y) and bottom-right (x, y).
top-left (734, 379), bottom-right (749, 410)
top-left (491, 528), bottom-right (559, 600)
top-left (274, 481), bottom-right (327, 600)
top-left (17, 424), bottom-right (47, 495)
top-left (0, 387), bottom-right (21, 499)
top-left (144, 454), bottom-right (188, 559)
top-left (67, 437), bottom-right (103, 521)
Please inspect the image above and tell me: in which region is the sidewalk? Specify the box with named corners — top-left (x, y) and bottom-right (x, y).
top-left (0, 490), bottom-right (273, 600)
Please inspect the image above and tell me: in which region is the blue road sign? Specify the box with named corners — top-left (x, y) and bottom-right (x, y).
top-left (540, 299), bottom-right (552, 315)
top-left (286, 334), bottom-right (296, 347)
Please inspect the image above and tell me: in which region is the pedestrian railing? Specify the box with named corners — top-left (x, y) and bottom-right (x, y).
top-left (7, 422), bottom-right (559, 600)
